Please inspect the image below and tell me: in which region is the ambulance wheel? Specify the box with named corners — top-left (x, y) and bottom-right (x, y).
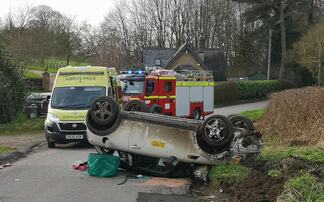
top-left (229, 115), bottom-right (255, 130)
top-left (90, 96), bottom-right (119, 126)
top-left (124, 100), bottom-right (151, 113)
top-left (201, 115), bottom-right (234, 147)
top-left (193, 108), bottom-right (201, 120)
top-left (47, 142), bottom-right (55, 148)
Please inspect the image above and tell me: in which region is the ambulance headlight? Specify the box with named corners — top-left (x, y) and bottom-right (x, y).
top-left (47, 113), bottom-right (60, 122)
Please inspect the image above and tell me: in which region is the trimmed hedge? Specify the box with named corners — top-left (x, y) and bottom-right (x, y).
top-left (214, 80), bottom-right (295, 105)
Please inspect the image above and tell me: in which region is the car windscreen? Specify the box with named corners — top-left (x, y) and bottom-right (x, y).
top-left (121, 80), bottom-right (144, 95)
top-left (51, 86), bottom-right (106, 109)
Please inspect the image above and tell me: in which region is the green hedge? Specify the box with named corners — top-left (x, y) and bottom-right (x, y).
top-left (214, 80), bottom-right (295, 105)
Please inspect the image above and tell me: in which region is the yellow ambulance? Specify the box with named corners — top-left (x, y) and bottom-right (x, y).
top-left (45, 66), bottom-right (118, 148)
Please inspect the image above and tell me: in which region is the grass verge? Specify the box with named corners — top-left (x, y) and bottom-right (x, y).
top-left (240, 108), bottom-right (266, 121)
top-left (28, 57), bottom-right (90, 73)
top-left (259, 146), bottom-right (324, 163)
top-left (209, 163), bottom-right (249, 185)
top-left (278, 172), bottom-right (324, 202)
top-left (24, 71), bottom-right (42, 79)
top-left (0, 114), bottom-right (45, 136)
top-left (0, 146), bottom-right (15, 154)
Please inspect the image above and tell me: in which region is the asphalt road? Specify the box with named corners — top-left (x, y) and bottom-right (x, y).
top-left (214, 100), bottom-right (268, 116)
top-left (0, 101), bottom-right (267, 202)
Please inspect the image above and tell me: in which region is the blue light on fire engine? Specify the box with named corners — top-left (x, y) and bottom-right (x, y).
top-left (138, 70), bottom-right (143, 74)
top-left (128, 70), bottom-right (132, 74)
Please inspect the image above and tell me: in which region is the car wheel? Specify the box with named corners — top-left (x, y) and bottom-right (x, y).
top-left (201, 115), bottom-right (234, 147)
top-left (86, 111), bottom-right (122, 136)
top-left (193, 108), bottom-right (201, 120)
top-left (124, 100), bottom-right (151, 113)
top-left (47, 142), bottom-right (55, 148)
top-left (229, 115), bottom-right (255, 130)
top-left (90, 96), bottom-right (119, 126)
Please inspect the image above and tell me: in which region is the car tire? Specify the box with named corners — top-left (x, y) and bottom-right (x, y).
top-left (90, 96), bottom-right (119, 126)
top-left (86, 111), bottom-right (122, 136)
top-left (201, 115), bottom-right (234, 148)
top-left (124, 100), bottom-right (151, 113)
top-left (193, 108), bottom-right (201, 120)
top-left (47, 142), bottom-right (55, 148)
top-left (229, 115), bottom-right (255, 130)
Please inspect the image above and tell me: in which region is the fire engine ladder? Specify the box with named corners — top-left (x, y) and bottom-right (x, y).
top-left (176, 70), bottom-right (214, 81)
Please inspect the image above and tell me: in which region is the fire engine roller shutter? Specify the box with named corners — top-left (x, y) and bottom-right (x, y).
top-left (203, 86), bottom-right (214, 112)
top-left (189, 87), bottom-right (203, 102)
top-left (175, 87), bottom-right (190, 116)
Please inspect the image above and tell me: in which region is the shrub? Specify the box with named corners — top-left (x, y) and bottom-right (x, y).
top-left (238, 80), bottom-right (282, 99)
top-left (258, 87), bottom-right (324, 147)
top-left (214, 80), bottom-right (293, 105)
top-left (0, 41), bottom-right (27, 123)
top-left (214, 81), bottom-right (239, 105)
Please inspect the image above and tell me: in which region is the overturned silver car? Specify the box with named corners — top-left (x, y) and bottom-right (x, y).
top-left (86, 96), bottom-right (262, 177)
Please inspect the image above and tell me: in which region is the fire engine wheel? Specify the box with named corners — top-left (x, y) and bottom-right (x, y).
top-left (90, 96), bottom-right (119, 126)
top-left (229, 115), bottom-right (255, 130)
top-left (151, 104), bottom-right (162, 114)
top-left (201, 115), bottom-right (234, 147)
top-left (124, 100), bottom-right (151, 113)
top-left (193, 108), bottom-right (201, 120)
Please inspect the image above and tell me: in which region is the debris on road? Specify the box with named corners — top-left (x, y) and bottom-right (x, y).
top-left (0, 163), bottom-right (12, 169)
top-left (72, 161), bottom-right (88, 171)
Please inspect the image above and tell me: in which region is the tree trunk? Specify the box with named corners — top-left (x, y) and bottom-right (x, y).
top-left (317, 27), bottom-right (322, 86)
top-left (318, 46), bottom-right (322, 86)
top-left (279, 1), bottom-right (287, 79)
top-left (66, 55), bottom-right (70, 66)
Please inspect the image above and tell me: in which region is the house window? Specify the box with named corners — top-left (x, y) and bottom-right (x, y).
top-left (155, 59), bottom-right (161, 66)
top-left (164, 82), bottom-right (172, 92)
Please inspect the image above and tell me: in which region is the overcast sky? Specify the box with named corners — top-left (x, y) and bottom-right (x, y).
top-left (0, 0), bottom-right (115, 25)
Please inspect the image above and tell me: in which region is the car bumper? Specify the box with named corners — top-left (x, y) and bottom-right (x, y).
top-left (45, 121), bottom-right (88, 144)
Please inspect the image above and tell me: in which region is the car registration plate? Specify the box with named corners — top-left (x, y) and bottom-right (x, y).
top-left (66, 135), bottom-right (84, 140)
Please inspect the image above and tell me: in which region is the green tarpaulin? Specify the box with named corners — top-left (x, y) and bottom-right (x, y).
top-left (88, 153), bottom-right (120, 177)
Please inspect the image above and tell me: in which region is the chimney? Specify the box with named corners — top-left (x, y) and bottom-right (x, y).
top-left (198, 33), bottom-right (206, 63)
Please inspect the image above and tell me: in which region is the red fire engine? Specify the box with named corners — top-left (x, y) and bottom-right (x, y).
top-left (118, 69), bottom-right (214, 119)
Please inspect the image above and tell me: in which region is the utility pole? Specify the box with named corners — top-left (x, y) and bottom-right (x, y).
top-left (279, 0), bottom-right (287, 79)
top-left (267, 29), bottom-right (272, 80)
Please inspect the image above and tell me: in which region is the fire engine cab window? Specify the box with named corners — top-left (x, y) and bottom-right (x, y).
top-left (165, 82), bottom-right (172, 92)
top-left (121, 80), bottom-right (144, 95)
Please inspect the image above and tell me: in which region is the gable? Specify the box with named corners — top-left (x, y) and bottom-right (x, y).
top-left (166, 51), bottom-right (205, 70)
top-left (163, 43), bottom-right (207, 70)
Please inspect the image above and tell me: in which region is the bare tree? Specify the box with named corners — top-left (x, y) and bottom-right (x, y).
top-left (15, 2), bottom-right (34, 30)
